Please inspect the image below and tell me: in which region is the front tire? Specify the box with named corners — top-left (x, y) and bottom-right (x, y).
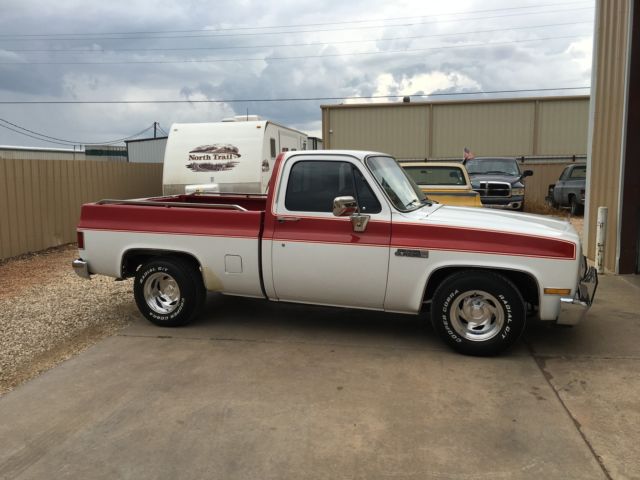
top-left (134, 257), bottom-right (205, 327)
top-left (431, 270), bottom-right (526, 356)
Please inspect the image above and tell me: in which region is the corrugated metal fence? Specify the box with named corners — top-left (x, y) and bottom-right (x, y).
top-left (0, 159), bottom-right (162, 260)
top-left (519, 160), bottom-right (575, 208)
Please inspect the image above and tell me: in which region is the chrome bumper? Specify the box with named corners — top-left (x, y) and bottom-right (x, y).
top-left (557, 266), bottom-right (598, 325)
top-left (72, 258), bottom-right (91, 279)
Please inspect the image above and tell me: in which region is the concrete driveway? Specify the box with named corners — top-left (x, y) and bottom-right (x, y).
top-left (0, 275), bottom-right (638, 480)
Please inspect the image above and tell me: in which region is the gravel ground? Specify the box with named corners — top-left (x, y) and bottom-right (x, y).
top-left (0, 245), bottom-right (136, 395)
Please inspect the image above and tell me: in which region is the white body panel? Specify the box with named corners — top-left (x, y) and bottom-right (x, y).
top-left (386, 206), bottom-right (581, 319)
top-left (268, 153), bottom-right (393, 309)
top-left (81, 230), bottom-right (263, 298)
top-left (163, 120), bottom-right (307, 194)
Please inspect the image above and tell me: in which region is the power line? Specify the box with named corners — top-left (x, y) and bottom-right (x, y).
top-left (0, 87), bottom-right (590, 105)
top-left (0, 7), bottom-right (593, 42)
top-left (0, 1), bottom-right (592, 39)
top-left (0, 118), bottom-right (154, 145)
top-left (0, 34), bottom-right (586, 65)
top-left (7, 21), bottom-right (592, 54)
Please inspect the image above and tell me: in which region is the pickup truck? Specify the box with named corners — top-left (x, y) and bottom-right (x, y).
top-left (546, 163), bottom-right (586, 215)
top-left (463, 157), bottom-right (533, 211)
top-left (400, 161), bottom-right (482, 207)
top-left (73, 150), bottom-right (597, 356)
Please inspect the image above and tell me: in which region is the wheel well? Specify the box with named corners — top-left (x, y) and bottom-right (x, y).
top-left (121, 249), bottom-right (202, 279)
top-left (423, 266), bottom-right (539, 309)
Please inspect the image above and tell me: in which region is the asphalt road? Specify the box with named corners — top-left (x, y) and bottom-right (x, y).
top-left (0, 274), bottom-right (638, 480)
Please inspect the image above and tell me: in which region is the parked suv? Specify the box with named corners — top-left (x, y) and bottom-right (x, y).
top-left (463, 157), bottom-right (533, 211)
top-left (546, 163), bottom-right (586, 215)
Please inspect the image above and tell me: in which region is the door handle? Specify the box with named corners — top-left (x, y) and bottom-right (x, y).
top-left (277, 216), bottom-right (300, 223)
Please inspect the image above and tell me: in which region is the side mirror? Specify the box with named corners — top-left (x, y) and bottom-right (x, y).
top-left (522, 170), bottom-right (533, 178)
top-left (332, 196), bottom-right (358, 217)
top-left (332, 196), bottom-right (370, 233)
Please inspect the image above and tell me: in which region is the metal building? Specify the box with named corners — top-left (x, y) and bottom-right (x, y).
top-left (585, 0), bottom-right (639, 274)
top-left (85, 145), bottom-right (128, 162)
top-left (321, 96), bottom-right (589, 160)
top-left (125, 137), bottom-right (168, 164)
top-left (0, 145), bottom-right (85, 161)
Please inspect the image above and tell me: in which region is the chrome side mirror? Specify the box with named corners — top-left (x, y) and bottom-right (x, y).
top-left (332, 196), bottom-right (370, 233)
top-left (332, 196), bottom-right (358, 217)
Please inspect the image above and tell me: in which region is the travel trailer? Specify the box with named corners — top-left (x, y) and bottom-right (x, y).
top-left (162, 116), bottom-right (308, 194)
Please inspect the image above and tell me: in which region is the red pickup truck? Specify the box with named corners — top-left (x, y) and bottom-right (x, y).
top-left (73, 151), bottom-right (597, 356)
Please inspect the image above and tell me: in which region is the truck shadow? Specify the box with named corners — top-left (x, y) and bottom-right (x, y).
top-left (186, 292), bottom-right (445, 351)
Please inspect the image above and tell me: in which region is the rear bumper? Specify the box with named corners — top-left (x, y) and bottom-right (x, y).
top-left (556, 266), bottom-right (598, 325)
top-left (72, 258), bottom-right (91, 279)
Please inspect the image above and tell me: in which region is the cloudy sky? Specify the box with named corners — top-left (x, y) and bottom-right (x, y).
top-left (0, 0), bottom-right (594, 148)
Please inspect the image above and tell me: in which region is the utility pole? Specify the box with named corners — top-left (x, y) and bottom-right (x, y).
top-left (153, 121), bottom-right (157, 138)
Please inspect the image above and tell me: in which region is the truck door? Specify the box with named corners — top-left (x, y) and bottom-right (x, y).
top-left (270, 157), bottom-right (391, 309)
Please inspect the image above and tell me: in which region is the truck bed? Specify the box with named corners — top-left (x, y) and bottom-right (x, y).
top-left (150, 193), bottom-right (268, 212)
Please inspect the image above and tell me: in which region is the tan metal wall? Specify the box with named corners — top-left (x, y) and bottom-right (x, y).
top-left (327, 105), bottom-right (429, 158)
top-left (0, 159), bottom-right (163, 260)
top-left (432, 101), bottom-right (535, 157)
top-left (537, 99), bottom-right (590, 155)
top-left (585, 0), bottom-right (630, 271)
top-left (322, 96), bottom-right (589, 160)
top-left (519, 161), bottom-right (571, 208)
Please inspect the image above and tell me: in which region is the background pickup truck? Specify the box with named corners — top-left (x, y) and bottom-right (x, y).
top-left (74, 150), bottom-right (597, 356)
top-left (546, 163), bottom-right (587, 215)
top-left (400, 161), bottom-right (482, 207)
top-left (463, 157), bottom-right (533, 211)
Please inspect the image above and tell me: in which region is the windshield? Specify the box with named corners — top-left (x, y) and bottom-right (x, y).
top-left (404, 166), bottom-right (466, 186)
top-left (465, 158), bottom-right (521, 176)
top-left (366, 156), bottom-right (427, 211)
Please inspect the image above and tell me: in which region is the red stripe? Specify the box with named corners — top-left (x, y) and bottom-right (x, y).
top-left (78, 203), bottom-right (262, 238)
top-left (392, 222), bottom-right (575, 259)
top-left (273, 217), bottom-right (391, 246)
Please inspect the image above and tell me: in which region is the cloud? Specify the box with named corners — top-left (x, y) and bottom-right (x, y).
top-left (0, 0), bottom-right (595, 147)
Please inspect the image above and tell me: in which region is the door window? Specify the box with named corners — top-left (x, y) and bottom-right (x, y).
top-left (285, 161), bottom-right (381, 213)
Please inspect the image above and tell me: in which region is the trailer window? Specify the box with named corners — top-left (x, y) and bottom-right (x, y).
top-left (270, 138), bottom-right (276, 158)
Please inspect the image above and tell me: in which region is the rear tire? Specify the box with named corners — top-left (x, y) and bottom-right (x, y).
top-left (134, 257), bottom-right (205, 327)
top-left (431, 270), bottom-right (526, 356)
top-left (570, 196), bottom-right (583, 216)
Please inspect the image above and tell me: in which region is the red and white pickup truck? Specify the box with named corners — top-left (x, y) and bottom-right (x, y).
top-left (73, 151), bottom-right (597, 356)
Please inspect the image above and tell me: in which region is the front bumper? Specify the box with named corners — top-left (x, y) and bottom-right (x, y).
top-left (556, 266), bottom-right (598, 325)
top-left (72, 258), bottom-right (91, 279)
top-left (479, 195), bottom-right (525, 210)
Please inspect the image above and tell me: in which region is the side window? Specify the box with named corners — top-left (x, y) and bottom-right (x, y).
top-left (353, 168), bottom-right (382, 213)
top-left (569, 166), bottom-right (586, 179)
top-left (270, 138), bottom-right (276, 159)
top-left (285, 161), bottom-right (381, 214)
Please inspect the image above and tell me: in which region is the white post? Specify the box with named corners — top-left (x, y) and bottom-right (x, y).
top-left (595, 207), bottom-right (608, 274)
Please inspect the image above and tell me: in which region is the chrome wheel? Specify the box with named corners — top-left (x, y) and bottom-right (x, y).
top-left (143, 272), bottom-right (181, 314)
top-left (450, 290), bottom-right (504, 342)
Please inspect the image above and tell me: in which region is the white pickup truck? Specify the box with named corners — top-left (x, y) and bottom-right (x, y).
top-left (73, 151), bottom-right (597, 356)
